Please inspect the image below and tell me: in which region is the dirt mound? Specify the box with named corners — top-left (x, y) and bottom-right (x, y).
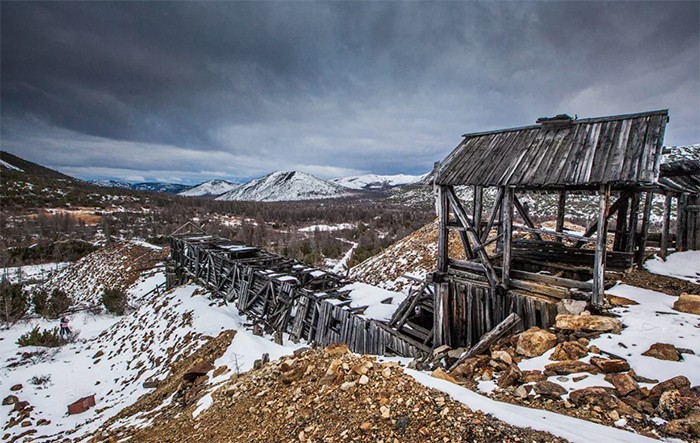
top-left (96, 344), bottom-right (566, 443)
top-left (349, 221), bottom-right (466, 291)
top-left (42, 241), bottom-right (167, 306)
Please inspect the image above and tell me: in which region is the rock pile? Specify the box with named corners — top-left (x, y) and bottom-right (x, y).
top-left (97, 344), bottom-right (567, 442)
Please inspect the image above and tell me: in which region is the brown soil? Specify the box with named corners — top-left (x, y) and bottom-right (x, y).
top-left (94, 345), bottom-right (568, 443)
top-left (620, 268), bottom-right (700, 296)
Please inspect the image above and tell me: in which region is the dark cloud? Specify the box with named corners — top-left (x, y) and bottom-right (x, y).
top-left (2, 1), bottom-right (698, 183)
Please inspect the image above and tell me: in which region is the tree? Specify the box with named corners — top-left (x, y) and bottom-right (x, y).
top-left (0, 279), bottom-right (28, 323)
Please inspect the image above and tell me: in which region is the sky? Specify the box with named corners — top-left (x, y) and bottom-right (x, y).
top-left (1, 1), bottom-right (699, 185)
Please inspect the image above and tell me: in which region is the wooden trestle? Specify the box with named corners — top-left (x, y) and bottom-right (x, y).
top-left (168, 233), bottom-right (430, 358)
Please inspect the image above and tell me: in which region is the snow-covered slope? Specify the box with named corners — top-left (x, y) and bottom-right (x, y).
top-left (178, 179), bottom-right (239, 197)
top-left (90, 180), bottom-right (191, 194)
top-left (90, 179), bottom-right (133, 189)
top-left (1, 158), bottom-right (24, 172)
top-left (333, 173), bottom-right (428, 190)
top-left (216, 171), bottom-right (353, 202)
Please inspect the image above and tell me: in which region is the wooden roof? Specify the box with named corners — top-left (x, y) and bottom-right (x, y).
top-left (430, 110), bottom-right (668, 189)
top-left (659, 159), bottom-right (700, 194)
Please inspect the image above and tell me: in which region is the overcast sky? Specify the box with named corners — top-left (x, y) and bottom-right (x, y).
top-left (2, 1), bottom-right (698, 184)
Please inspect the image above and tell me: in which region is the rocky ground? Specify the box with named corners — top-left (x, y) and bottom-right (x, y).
top-left (92, 343), bottom-right (567, 443)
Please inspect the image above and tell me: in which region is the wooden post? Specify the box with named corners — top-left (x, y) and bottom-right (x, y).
top-left (613, 194), bottom-right (629, 252)
top-left (473, 185), bottom-right (483, 234)
top-left (660, 192), bottom-right (672, 259)
top-left (501, 187), bottom-right (514, 290)
top-left (555, 191), bottom-right (566, 243)
top-left (592, 184), bottom-right (611, 306)
top-left (637, 191), bottom-right (653, 266)
top-left (676, 193), bottom-right (686, 252)
top-left (626, 192), bottom-right (640, 255)
top-left (433, 282), bottom-right (450, 348)
top-left (437, 186), bottom-right (449, 273)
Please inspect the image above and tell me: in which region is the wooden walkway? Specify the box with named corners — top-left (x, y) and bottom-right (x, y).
top-left (168, 233), bottom-right (430, 358)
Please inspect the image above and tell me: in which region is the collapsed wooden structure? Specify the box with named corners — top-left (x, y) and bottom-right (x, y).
top-left (420, 110), bottom-right (699, 350)
top-left (167, 233), bottom-right (430, 357)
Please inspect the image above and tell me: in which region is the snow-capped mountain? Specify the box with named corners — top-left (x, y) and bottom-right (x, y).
top-left (333, 173), bottom-right (428, 190)
top-left (216, 171), bottom-right (353, 202)
top-left (178, 179), bottom-right (239, 197)
top-left (90, 180), bottom-right (191, 194)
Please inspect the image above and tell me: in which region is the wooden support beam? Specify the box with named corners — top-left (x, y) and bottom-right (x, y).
top-left (592, 184), bottom-right (611, 306)
top-left (481, 188), bottom-right (504, 243)
top-left (637, 191), bottom-right (654, 266)
top-left (513, 195), bottom-right (542, 240)
top-left (445, 187), bottom-right (500, 290)
top-left (437, 186), bottom-right (449, 273)
top-left (459, 230), bottom-right (474, 259)
top-left (576, 191), bottom-right (631, 248)
top-left (448, 312), bottom-right (520, 371)
top-left (473, 185), bottom-right (483, 233)
top-left (676, 193), bottom-right (687, 252)
top-left (433, 282), bottom-right (449, 348)
top-left (512, 224), bottom-right (595, 243)
top-left (556, 191), bottom-right (566, 243)
top-left (660, 193), bottom-right (672, 259)
top-left (501, 187), bottom-right (514, 289)
top-left (626, 193), bottom-right (640, 255)
top-left (613, 194), bottom-right (629, 252)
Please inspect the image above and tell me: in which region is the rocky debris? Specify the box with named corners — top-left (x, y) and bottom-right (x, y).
top-left (605, 294), bottom-right (639, 307)
top-left (604, 373), bottom-right (639, 397)
top-left (496, 365), bottom-right (522, 389)
top-left (549, 341), bottom-right (589, 361)
top-left (95, 345), bottom-right (568, 443)
top-left (555, 314), bottom-right (623, 334)
top-left (657, 389), bottom-right (700, 420)
top-left (544, 360), bottom-right (599, 375)
top-left (648, 376), bottom-right (691, 406)
top-left (2, 395), bottom-right (18, 406)
top-left (557, 299), bottom-right (588, 316)
top-left (449, 355), bottom-right (491, 382)
top-left (532, 381), bottom-right (567, 399)
top-left (430, 368), bottom-right (458, 385)
top-left (673, 292), bottom-right (700, 315)
top-left (589, 357), bottom-right (630, 373)
top-left (663, 415), bottom-right (700, 438)
top-left (519, 370), bottom-right (546, 383)
top-left (620, 268), bottom-right (700, 296)
top-left (183, 361), bottom-right (215, 382)
top-left (515, 327), bottom-right (557, 357)
top-left (641, 343), bottom-right (681, 361)
top-left (9, 384), bottom-right (22, 392)
top-left (569, 387), bottom-right (619, 409)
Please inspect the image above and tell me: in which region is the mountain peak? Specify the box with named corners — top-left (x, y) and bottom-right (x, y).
top-left (216, 170), bottom-right (353, 202)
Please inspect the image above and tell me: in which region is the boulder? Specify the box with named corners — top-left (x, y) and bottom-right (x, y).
top-left (497, 365), bottom-right (522, 388)
top-left (183, 361), bottom-right (214, 382)
top-left (491, 350), bottom-right (513, 365)
top-left (519, 370), bottom-right (546, 383)
top-left (532, 381), bottom-right (567, 399)
top-left (555, 314), bottom-right (623, 334)
top-left (515, 327), bottom-right (557, 358)
top-left (649, 376), bottom-right (692, 406)
top-left (604, 373), bottom-right (639, 397)
top-left (557, 299), bottom-right (588, 316)
top-left (569, 386), bottom-right (619, 409)
top-left (590, 357), bottom-right (630, 373)
top-left (657, 389), bottom-right (700, 420)
top-left (2, 395), bottom-right (18, 406)
top-left (544, 360), bottom-right (599, 375)
top-left (10, 384), bottom-right (22, 392)
top-left (663, 417), bottom-right (700, 438)
top-left (549, 341), bottom-right (589, 361)
top-left (606, 294), bottom-right (639, 307)
top-left (642, 343), bottom-right (681, 361)
top-left (450, 355), bottom-right (490, 380)
top-left (431, 368), bottom-right (458, 385)
top-left (673, 293), bottom-right (700, 315)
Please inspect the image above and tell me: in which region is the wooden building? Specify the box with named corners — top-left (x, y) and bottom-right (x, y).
top-left (423, 110), bottom-right (693, 349)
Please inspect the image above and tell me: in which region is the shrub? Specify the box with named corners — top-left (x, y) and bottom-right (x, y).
top-left (102, 287), bottom-right (127, 315)
top-left (17, 326), bottom-right (67, 347)
top-left (0, 279), bottom-right (29, 322)
top-left (32, 288), bottom-right (73, 318)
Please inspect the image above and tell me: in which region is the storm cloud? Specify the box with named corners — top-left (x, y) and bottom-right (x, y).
top-left (2, 1), bottom-right (698, 183)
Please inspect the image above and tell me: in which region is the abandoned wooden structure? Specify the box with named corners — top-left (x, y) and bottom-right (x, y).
top-left (658, 155), bottom-right (700, 251)
top-left (167, 233), bottom-right (430, 358)
top-left (421, 110), bottom-right (692, 349)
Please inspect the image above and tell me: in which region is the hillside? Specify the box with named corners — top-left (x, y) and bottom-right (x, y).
top-left (91, 180), bottom-right (191, 194)
top-left (216, 171), bottom-right (353, 202)
top-left (179, 179), bottom-right (239, 197)
top-left (333, 173), bottom-right (427, 190)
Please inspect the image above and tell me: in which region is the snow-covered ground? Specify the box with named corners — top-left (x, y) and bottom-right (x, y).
top-left (298, 223), bottom-right (355, 233)
top-left (333, 173), bottom-right (427, 190)
top-left (644, 250), bottom-right (700, 284)
top-left (1, 262), bottom-right (71, 285)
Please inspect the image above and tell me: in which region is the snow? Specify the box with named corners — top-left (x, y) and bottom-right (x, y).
top-left (333, 173), bottom-right (427, 190)
top-left (178, 179), bottom-right (238, 197)
top-left (216, 171), bottom-right (353, 202)
top-left (644, 251), bottom-right (700, 284)
top-left (408, 370), bottom-right (661, 443)
top-left (1, 262), bottom-right (71, 285)
top-left (331, 241), bottom-right (358, 274)
top-left (340, 282), bottom-right (407, 321)
top-left (298, 223), bottom-right (354, 233)
top-left (0, 159), bottom-right (24, 172)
